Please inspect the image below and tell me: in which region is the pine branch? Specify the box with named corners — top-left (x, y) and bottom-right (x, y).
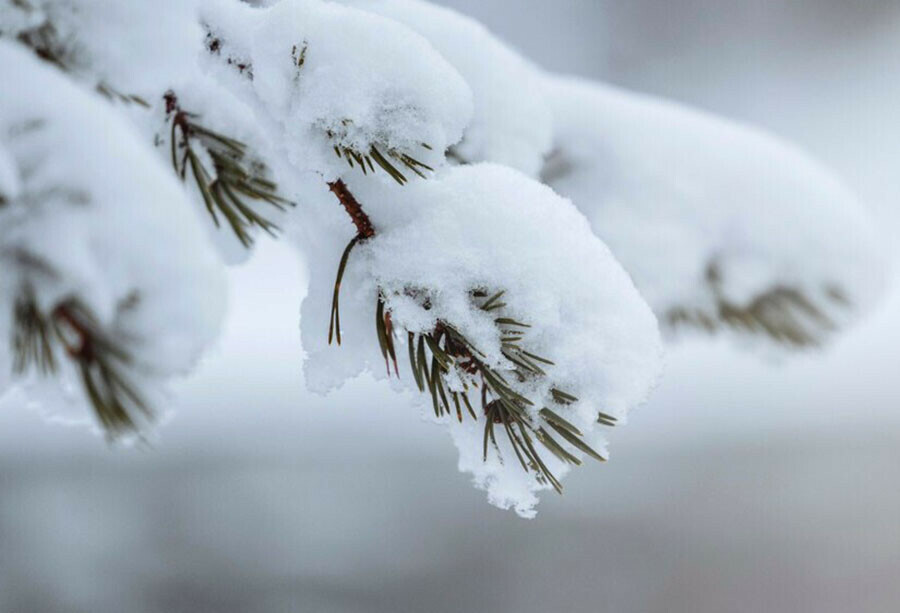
top-left (10, 4), bottom-right (154, 107)
top-left (12, 289), bottom-right (152, 437)
top-left (394, 291), bottom-right (609, 494)
top-left (262, 37), bottom-right (433, 186)
top-left (12, 288), bottom-right (56, 375)
top-left (165, 92), bottom-right (293, 247)
top-left (327, 179), bottom-right (375, 240)
top-left (667, 261), bottom-right (841, 348)
top-left (324, 182), bottom-right (608, 492)
top-left (328, 130), bottom-right (434, 186)
top-left (15, 15), bottom-right (67, 71)
top-left (96, 83), bottom-right (149, 107)
top-left (326, 179), bottom-right (375, 345)
top-left (206, 32), bottom-right (254, 79)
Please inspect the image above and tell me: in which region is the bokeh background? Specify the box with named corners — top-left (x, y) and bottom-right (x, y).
top-left (2, 1), bottom-right (900, 611)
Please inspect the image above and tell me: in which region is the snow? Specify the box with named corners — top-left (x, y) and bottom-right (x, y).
top-left (2, 0), bottom-right (204, 98)
top-left (0, 2), bottom-right (43, 39)
top-left (541, 74), bottom-right (889, 347)
top-left (343, 0), bottom-right (553, 176)
top-left (0, 143), bottom-right (17, 203)
top-left (1, 0), bottom-right (889, 515)
top-left (0, 0), bottom-right (664, 514)
top-left (204, 0), bottom-right (473, 183)
top-left (0, 42), bottom-right (226, 428)
top-left (1, 0), bottom-right (284, 261)
top-left (327, 163), bottom-right (664, 515)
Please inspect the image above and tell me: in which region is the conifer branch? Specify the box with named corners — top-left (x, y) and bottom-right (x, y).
top-left (324, 182), bottom-right (608, 492)
top-left (667, 261), bottom-right (841, 348)
top-left (396, 291), bottom-right (608, 494)
top-left (327, 179), bottom-right (375, 240)
top-left (11, 6), bottom-right (153, 105)
top-left (12, 289), bottom-right (152, 437)
top-left (327, 179), bottom-right (375, 345)
top-left (13, 288), bottom-right (56, 375)
top-left (165, 92), bottom-right (292, 247)
top-left (96, 83), bottom-right (149, 107)
top-left (328, 132), bottom-right (434, 185)
top-left (15, 13), bottom-right (67, 71)
top-left (206, 33), bottom-right (254, 79)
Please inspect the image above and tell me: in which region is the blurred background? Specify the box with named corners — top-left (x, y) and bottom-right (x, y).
top-left (2, 1), bottom-right (900, 611)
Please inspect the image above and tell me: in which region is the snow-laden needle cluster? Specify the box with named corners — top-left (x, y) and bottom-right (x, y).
top-left (0, 0), bottom-right (886, 515)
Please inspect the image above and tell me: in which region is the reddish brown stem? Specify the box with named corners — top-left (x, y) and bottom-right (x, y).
top-left (51, 304), bottom-right (93, 362)
top-left (328, 179), bottom-right (375, 239)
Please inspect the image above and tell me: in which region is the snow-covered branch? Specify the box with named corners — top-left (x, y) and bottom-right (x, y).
top-left (0, 0), bottom-right (886, 515)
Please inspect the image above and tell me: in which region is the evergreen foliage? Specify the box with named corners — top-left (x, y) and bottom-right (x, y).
top-left (165, 92), bottom-right (293, 247)
top-left (13, 289), bottom-right (151, 436)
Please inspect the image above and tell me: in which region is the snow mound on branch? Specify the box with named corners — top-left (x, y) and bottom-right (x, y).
top-left (210, 0), bottom-right (473, 183)
top-left (0, 0), bottom-right (281, 262)
top-left (343, 0), bottom-right (552, 176)
top-left (335, 163), bottom-right (664, 516)
top-left (0, 43), bottom-right (226, 425)
top-left (542, 75), bottom-right (889, 348)
top-left (0, 0), bottom-right (204, 98)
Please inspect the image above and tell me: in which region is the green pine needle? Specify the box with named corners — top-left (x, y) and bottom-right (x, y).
top-left (328, 236), bottom-right (361, 346)
top-left (667, 262), bottom-right (840, 348)
top-left (168, 96), bottom-right (293, 247)
top-left (11, 292), bottom-right (153, 438)
top-left (372, 289), bottom-right (610, 492)
top-left (329, 137), bottom-right (435, 186)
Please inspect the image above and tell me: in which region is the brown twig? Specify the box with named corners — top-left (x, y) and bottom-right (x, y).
top-left (327, 180), bottom-right (376, 345)
top-left (51, 303), bottom-right (93, 361)
top-left (328, 179), bottom-right (375, 239)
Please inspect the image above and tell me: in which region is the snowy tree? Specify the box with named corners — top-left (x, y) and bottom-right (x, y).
top-left (0, 0), bottom-right (886, 516)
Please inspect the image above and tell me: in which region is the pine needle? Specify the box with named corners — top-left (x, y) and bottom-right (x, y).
top-left (329, 138), bottom-right (436, 185)
top-left (167, 93), bottom-right (293, 247)
top-left (12, 291), bottom-right (154, 437)
top-left (385, 289), bottom-right (609, 491)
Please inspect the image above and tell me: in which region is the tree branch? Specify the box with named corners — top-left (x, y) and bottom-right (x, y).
top-left (52, 303), bottom-right (95, 361)
top-left (328, 179), bottom-right (375, 239)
